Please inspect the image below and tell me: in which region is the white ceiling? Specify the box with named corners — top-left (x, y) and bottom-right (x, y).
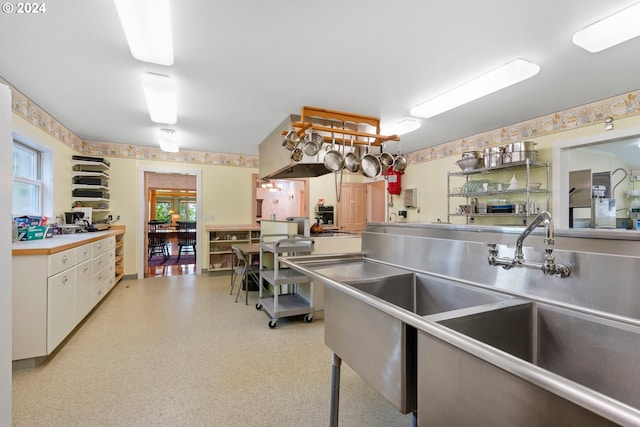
top-left (1, 1), bottom-right (640, 157)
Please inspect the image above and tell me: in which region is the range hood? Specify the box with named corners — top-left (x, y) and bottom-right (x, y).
top-left (259, 114), bottom-right (332, 179)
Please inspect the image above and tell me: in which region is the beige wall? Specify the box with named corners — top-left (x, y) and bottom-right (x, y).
top-left (400, 115), bottom-right (640, 225)
top-left (12, 110), bottom-right (640, 275)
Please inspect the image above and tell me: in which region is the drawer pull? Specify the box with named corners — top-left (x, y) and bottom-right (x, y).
top-left (62, 275), bottom-right (68, 283)
top-left (62, 255), bottom-right (68, 263)
top-left (83, 265), bottom-right (89, 272)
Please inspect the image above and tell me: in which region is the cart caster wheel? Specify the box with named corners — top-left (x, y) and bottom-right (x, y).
top-left (255, 303), bottom-right (262, 310)
top-left (268, 320), bottom-right (277, 329)
top-left (304, 314), bottom-right (313, 323)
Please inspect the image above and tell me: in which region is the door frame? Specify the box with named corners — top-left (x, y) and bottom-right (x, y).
top-left (137, 166), bottom-right (203, 279)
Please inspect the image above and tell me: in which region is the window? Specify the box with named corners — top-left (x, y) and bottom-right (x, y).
top-left (12, 141), bottom-right (43, 216)
top-left (155, 200), bottom-right (173, 222)
top-left (179, 200), bottom-right (196, 221)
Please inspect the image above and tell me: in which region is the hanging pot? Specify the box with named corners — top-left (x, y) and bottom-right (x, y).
top-left (290, 147), bottom-right (303, 162)
top-left (361, 139), bottom-right (382, 178)
top-left (302, 131), bottom-right (323, 156)
top-left (324, 124), bottom-right (344, 172)
top-left (393, 141), bottom-right (407, 172)
top-left (282, 129), bottom-right (301, 150)
top-left (379, 142), bottom-right (394, 172)
top-left (344, 134), bottom-right (360, 173)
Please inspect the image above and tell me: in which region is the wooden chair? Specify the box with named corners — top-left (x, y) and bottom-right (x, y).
top-left (176, 221), bottom-right (196, 263)
top-left (148, 222), bottom-right (169, 262)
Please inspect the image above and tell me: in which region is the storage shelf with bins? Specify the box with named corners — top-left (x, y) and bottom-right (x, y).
top-left (71, 157), bottom-right (110, 214)
top-left (206, 225), bottom-right (260, 272)
top-left (447, 159), bottom-right (550, 225)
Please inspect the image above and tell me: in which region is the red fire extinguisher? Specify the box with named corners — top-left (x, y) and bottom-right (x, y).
top-left (384, 166), bottom-right (403, 195)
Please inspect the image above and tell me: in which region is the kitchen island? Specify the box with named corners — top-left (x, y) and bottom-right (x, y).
top-left (12, 227), bottom-right (125, 369)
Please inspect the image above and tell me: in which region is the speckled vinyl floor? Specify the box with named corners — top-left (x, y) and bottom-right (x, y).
top-left (12, 274), bottom-right (414, 427)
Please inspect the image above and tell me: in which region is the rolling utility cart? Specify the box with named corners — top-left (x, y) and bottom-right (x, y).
top-left (256, 235), bottom-right (314, 328)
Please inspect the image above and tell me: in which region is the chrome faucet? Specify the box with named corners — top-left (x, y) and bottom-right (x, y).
top-left (487, 211), bottom-right (570, 278)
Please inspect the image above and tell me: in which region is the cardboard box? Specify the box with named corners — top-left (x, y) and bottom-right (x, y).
top-left (17, 225), bottom-right (52, 241)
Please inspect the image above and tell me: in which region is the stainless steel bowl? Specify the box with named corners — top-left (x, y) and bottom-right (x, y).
top-left (462, 151), bottom-right (483, 159)
top-left (456, 157), bottom-right (484, 171)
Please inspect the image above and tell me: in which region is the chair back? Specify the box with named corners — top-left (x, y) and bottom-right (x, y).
top-left (148, 222), bottom-right (168, 244)
top-left (177, 221), bottom-right (196, 245)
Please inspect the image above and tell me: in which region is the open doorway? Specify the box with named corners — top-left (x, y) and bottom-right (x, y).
top-left (252, 174), bottom-right (309, 224)
top-left (138, 169), bottom-right (202, 278)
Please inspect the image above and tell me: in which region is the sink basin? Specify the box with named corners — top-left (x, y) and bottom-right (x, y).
top-left (417, 302), bottom-right (640, 426)
top-left (345, 273), bottom-right (508, 316)
top-left (324, 269), bottom-right (511, 414)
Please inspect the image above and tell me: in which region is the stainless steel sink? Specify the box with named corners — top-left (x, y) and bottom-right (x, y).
top-left (417, 302), bottom-right (640, 426)
top-left (324, 268), bottom-right (511, 414)
top-left (345, 273), bottom-right (508, 316)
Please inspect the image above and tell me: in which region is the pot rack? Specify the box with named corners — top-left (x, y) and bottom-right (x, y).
top-left (282, 106), bottom-right (400, 146)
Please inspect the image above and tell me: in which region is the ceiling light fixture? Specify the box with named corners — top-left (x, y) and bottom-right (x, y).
top-left (141, 72), bottom-right (177, 124)
top-left (410, 59), bottom-right (540, 119)
top-left (572, 3), bottom-right (640, 53)
top-left (113, 0), bottom-right (174, 65)
top-left (382, 119), bottom-right (422, 136)
top-left (158, 128), bottom-right (179, 153)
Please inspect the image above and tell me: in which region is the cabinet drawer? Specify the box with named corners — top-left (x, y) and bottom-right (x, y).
top-left (48, 248), bottom-right (76, 276)
top-left (75, 243), bottom-right (93, 264)
top-left (92, 251), bottom-right (110, 273)
top-left (92, 264), bottom-right (110, 290)
top-left (92, 237), bottom-right (112, 256)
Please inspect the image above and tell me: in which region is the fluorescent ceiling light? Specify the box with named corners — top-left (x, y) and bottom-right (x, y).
top-left (410, 59), bottom-right (540, 119)
top-left (158, 128), bottom-right (179, 153)
top-left (141, 72), bottom-right (177, 124)
top-left (382, 119), bottom-right (422, 136)
top-left (113, 0), bottom-right (174, 65)
top-left (572, 3), bottom-right (640, 53)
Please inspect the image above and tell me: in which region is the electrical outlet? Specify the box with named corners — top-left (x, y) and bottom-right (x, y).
top-left (116, 215), bottom-right (121, 221)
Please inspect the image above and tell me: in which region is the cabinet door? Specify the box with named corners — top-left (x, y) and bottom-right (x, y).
top-left (75, 259), bottom-right (93, 321)
top-left (47, 269), bottom-right (77, 354)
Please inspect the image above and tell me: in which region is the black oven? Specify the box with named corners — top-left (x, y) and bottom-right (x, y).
top-left (316, 205), bottom-right (334, 225)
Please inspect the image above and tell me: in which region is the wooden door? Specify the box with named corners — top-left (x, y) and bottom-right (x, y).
top-left (367, 180), bottom-right (387, 223)
top-left (338, 183), bottom-right (367, 233)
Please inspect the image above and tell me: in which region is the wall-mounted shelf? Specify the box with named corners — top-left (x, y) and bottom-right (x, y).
top-left (447, 159), bottom-right (550, 225)
top-left (71, 157), bottom-right (111, 216)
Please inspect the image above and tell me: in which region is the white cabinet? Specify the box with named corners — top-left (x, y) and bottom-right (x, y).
top-left (47, 269), bottom-right (77, 354)
top-left (12, 233), bottom-right (119, 363)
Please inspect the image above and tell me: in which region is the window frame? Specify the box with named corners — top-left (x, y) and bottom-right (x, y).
top-left (12, 134), bottom-right (52, 219)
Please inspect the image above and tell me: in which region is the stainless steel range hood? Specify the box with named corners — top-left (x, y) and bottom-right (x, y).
top-left (259, 114), bottom-right (332, 179)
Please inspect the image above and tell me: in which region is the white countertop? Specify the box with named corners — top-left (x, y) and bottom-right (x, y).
top-left (12, 228), bottom-right (124, 255)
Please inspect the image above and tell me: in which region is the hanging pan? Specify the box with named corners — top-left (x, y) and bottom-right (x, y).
top-left (323, 123), bottom-right (344, 172)
top-left (379, 142), bottom-right (394, 173)
top-left (302, 130), bottom-right (323, 156)
top-left (343, 134), bottom-right (360, 173)
top-left (282, 129), bottom-right (301, 150)
top-left (393, 141), bottom-right (407, 172)
top-left (361, 138), bottom-right (381, 178)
